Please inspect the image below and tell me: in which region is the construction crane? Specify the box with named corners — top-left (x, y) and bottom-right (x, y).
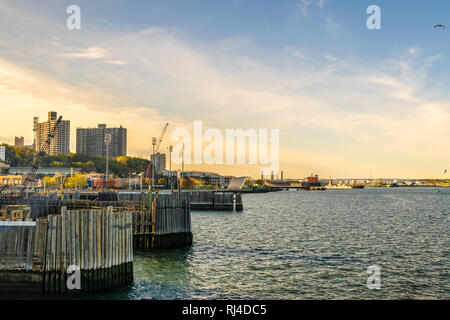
top-left (145, 123), bottom-right (169, 180)
top-left (0, 182), bottom-right (8, 195)
top-left (18, 116), bottom-right (62, 199)
top-left (155, 123), bottom-right (169, 153)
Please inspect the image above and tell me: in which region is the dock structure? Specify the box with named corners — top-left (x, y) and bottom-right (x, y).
top-left (0, 190), bottom-right (243, 217)
top-left (0, 207), bottom-right (133, 293)
top-left (0, 190), bottom-right (196, 293)
top-left (115, 191), bottom-right (243, 211)
top-left (169, 191), bottom-right (243, 211)
top-left (133, 196), bottom-right (192, 249)
top-left (0, 192), bottom-right (194, 250)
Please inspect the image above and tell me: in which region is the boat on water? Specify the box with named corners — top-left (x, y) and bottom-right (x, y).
top-left (326, 178), bottom-right (365, 190)
top-left (326, 178), bottom-right (352, 190)
top-left (325, 184), bottom-right (352, 190)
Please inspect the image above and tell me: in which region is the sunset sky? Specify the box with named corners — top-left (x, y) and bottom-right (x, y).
top-left (0, 0), bottom-right (449, 179)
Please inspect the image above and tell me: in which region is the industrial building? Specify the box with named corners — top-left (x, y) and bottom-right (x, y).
top-left (183, 171), bottom-right (233, 188)
top-left (76, 124), bottom-right (127, 158)
top-left (34, 112), bottom-right (70, 155)
top-left (0, 162), bottom-right (9, 174)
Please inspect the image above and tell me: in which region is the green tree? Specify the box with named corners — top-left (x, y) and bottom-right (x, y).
top-left (65, 174), bottom-right (88, 189)
top-left (43, 176), bottom-right (58, 188)
top-left (180, 177), bottom-right (193, 189)
top-left (255, 179), bottom-right (265, 186)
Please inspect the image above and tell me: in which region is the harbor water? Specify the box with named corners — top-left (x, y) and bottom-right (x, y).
top-left (3, 187), bottom-right (449, 299)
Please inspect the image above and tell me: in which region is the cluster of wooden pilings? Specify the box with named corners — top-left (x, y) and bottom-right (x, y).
top-left (0, 196), bottom-right (143, 218)
top-left (0, 207), bottom-right (133, 293)
top-left (0, 191), bottom-right (244, 216)
top-left (173, 192), bottom-right (243, 211)
top-left (132, 196), bottom-right (192, 249)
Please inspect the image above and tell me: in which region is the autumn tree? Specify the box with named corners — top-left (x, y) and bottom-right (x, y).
top-left (65, 174), bottom-right (88, 189)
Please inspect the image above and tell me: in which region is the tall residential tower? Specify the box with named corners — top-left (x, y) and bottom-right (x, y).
top-left (34, 112), bottom-right (70, 155)
top-left (76, 124), bottom-right (127, 158)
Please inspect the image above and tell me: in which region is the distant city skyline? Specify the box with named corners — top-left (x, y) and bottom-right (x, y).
top-left (0, 1), bottom-right (449, 179)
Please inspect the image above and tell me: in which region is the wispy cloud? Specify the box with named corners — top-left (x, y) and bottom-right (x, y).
top-left (297, 0), bottom-right (326, 15)
top-left (292, 49), bottom-right (306, 60)
top-left (104, 60), bottom-right (128, 65)
top-left (0, 1), bottom-right (448, 178)
top-left (58, 47), bottom-right (109, 59)
top-left (324, 54), bottom-right (338, 62)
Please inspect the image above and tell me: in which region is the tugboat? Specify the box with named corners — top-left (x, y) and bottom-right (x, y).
top-left (305, 174), bottom-right (326, 191)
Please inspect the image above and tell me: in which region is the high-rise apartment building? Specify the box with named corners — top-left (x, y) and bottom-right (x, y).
top-left (151, 153), bottom-right (166, 173)
top-left (34, 112), bottom-right (70, 155)
top-left (76, 124), bottom-right (127, 158)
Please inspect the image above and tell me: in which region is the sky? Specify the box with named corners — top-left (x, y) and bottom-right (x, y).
top-left (0, 0), bottom-right (449, 179)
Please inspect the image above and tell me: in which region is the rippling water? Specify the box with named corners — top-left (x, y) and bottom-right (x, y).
top-left (4, 188), bottom-right (448, 300)
top-left (93, 187), bottom-right (447, 300)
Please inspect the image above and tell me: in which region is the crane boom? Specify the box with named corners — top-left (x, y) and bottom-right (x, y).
top-left (155, 123), bottom-right (169, 153)
top-left (18, 116), bottom-right (62, 198)
top-left (145, 123), bottom-right (169, 179)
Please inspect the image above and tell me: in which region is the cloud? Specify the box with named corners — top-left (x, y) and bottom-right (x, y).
top-left (104, 60), bottom-right (128, 65)
top-left (297, 0), bottom-right (326, 15)
top-left (292, 50), bottom-right (306, 60)
top-left (408, 47), bottom-right (422, 56)
top-left (140, 28), bottom-right (165, 35)
top-left (0, 1), bottom-right (448, 178)
top-left (58, 47), bottom-right (109, 59)
top-left (324, 54), bottom-right (338, 62)
top-left (318, 0), bottom-right (326, 8)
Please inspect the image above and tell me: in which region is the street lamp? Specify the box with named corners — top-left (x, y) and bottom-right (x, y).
top-left (181, 142), bottom-right (185, 179)
top-left (105, 133), bottom-right (112, 182)
top-left (138, 172), bottom-right (143, 192)
top-left (168, 145), bottom-right (173, 173)
top-left (168, 145), bottom-right (173, 193)
top-left (151, 137), bottom-right (157, 190)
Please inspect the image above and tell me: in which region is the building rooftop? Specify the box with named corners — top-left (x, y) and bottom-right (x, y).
top-left (0, 162), bottom-right (10, 169)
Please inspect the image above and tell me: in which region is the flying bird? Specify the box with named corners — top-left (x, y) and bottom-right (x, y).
top-left (434, 24), bottom-right (446, 29)
top-left (445, 169), bottom-right (448, 174)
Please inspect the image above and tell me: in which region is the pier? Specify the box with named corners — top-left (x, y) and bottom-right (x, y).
top-left (0, 208), bottom-right (133, 293)
top-left (0, 191), bottom-right (195, 293)
top-left (0, 190), bottom-right (243, 214)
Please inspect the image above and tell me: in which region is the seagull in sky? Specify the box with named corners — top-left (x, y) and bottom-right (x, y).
top-left (445, 169), bottom-right (448, 174)
top-left (434, 24), bottom-right (446, 29)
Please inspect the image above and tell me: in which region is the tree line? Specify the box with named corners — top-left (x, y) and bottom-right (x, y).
top-left (1, 144), bottom-right (149, 177)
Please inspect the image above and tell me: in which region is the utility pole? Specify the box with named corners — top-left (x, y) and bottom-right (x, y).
top-left (169, 145), bottom-right (173, 194)
top-left (139, 173), bottom-right (143, 192)
top-left (181, 142), bottom-right (185, 179)
top-left (169, 145), bottom-right (173, 173)
top-left (151, 137), bottom-right (157, 190)
top-left (105, 133), bottom-right (112, 182)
